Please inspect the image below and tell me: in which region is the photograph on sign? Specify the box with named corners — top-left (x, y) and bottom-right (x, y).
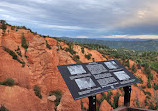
top-left (86, 64), bottom-right (107, 74)
top-left (75, 77), bottom-right (96, 90)
top-left (104, 61), bottom-right (118, 69)
top-left (113, 71), bottom-right (130, 80)
top-left (67, 65), bottom-right (86, 75)
top-left (97, 77), bottom-right (117, 86)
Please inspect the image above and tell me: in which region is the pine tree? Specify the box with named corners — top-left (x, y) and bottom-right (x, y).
top-left (125, 59), bottom-right (130, 68)
top-left (21, 33), bottom-right (28, 49)
top-left (132, 63), bottom-right (137, 73)
top-left (0, 20), bottom-right (7, 35)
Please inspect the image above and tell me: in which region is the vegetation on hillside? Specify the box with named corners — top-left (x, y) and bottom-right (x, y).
top-left (0, 20), bottom-right (7, 35)
top-left (49, 89), bottom-right (62, 110)
top-left (33, 85), bottom-right (42, 99)
top-left (46, 40), bottom-right (51, 49)
top-left (3, 47), bottom-right (25, 67)
top-left (0, 78), bottom-right (15, 86)
top-left (61, 37), bottom-right (158, 51)
top-left (0, 104), bottom-right (9, 111)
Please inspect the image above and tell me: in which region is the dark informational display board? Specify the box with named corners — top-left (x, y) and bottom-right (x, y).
top-left (57, 60), bottom-right (140, 100)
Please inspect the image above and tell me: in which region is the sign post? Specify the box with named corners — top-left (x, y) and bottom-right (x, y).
top-left (123, 86), bottom-right (131, 107)
top-left (57, 60), bottom-right (140, 110)
top-left (88, 95), bottom-right (96, 111)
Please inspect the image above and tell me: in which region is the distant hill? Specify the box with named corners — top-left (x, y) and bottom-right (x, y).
top-left (88, 38), bottom-right (158, 41)
top-left (61, 37), bottom-right (158, 51)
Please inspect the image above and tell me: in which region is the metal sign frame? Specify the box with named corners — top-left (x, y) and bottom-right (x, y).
top-left (57, 60), bottom-right (140, 100)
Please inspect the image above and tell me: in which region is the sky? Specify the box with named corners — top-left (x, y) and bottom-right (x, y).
top-left (0, 0), bottom-right (158, 39)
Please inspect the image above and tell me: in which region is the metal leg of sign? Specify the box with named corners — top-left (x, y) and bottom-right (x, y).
top-left (88, 95), bottom-right (96, 111)
top-left (123, 86), bottom-right (131, 107)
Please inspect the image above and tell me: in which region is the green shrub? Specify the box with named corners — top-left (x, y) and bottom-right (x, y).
top-left (102, 54), bottom-right (108, 60)
top-left (81, 47), bottom-right (84, 54)
top-left (49, 89), bottom-right (62, 107)
top-left (3, 47), bottom-right (17, 60)
top-left (137, 63), bottom-right (141, 69)
top-left (0, 104), bottom-right (9, 111)
top-left (46, 40), bottom-right (51, 49)
top-left (106, 92), bottom-right (113, 105)
top-left (125, 59), bottom-right (130, 68)
top-left (148, 103), bottom-right (155, 110)
top-left (132, 63), bottom-right (137, 73)
top-left (0, 78), bottom-right (15, 86)
top-left (146, 95), bottom-right (151, 99)
top-left (11, 26), bottom-right (15, 30)
top-left (144, 63), bottom-right (151, 75)
top-left (147, 79), bottom-right (151, 88)
top-left (64, 46), bottom-right (76, 55)
top-left (3, 47), bottom-right (25, 67)
top-left (0, 20), bottom-right (7, 34)
top-left (141, 85), bottom-right (146, 89)
top-left (101, 92), bottom-right (106, 99)
top-left (147, 72), bottom-right (153, 80)
top-left (60, 46), bottom-right (63, 50)
top-left (15, 46), bottom-right (22, 57)
top-left (66, 43), bottom-right (76, 55)
top-left (153, 83), bottom-right (158, 90)
top-left (72, 55), bottom-right (81, 63)
top-left (84, 53), bottom-right (92, 60)
top-left (138, 77), bottom-right (143, 84)
top-left (144, 98), bottom-right (148, 106)
top-left (33, 85), bottom-right (42, 99)
top-left (21, 33), bottom-right (28, 49)
top-left (92, 58), bottom-right (95, 62)
top-left (144, 91), bottom-right (151, 96)
top-left (24, 49), bottom-right (27, 58)
top-left (80, 100), bottom-right (86, 111)
top-left (112, 92), bottom-right (121, 109)
top-left (134, 83), bottom-right (138, 87)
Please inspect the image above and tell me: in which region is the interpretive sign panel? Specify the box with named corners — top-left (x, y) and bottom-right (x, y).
top-left (57, 60), bottom-right (140, 100)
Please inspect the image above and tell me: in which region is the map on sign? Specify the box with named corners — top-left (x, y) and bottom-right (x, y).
top-left (75, 77), bottom-right (96, 90)
top-left (114, 71), bottom-right (130, 80)
top-left (67, 65), bottom-right (86, 75)
top-left (57, 60), bottom-right (140, 100)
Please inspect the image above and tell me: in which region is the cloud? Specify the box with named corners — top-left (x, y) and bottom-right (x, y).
top-left (39, 24), bottom-right (86, 30)
top-left (0, 0), bottom-right (158, 38)
top-left (76, 36), bottom-right (89, 38)
top-left (102, 35), bottom-right (158, 39)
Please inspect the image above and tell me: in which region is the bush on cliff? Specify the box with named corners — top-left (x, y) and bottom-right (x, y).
top-left (0, 20), bottom-right (7, 35)
top-left (84, 53), bottom-right (92, 60)
top-left (0, 78), bottom-right (15, 86)
top-left (132, 63), bottom-right (137, 73)
top-left (49, 89), bottom-right (62, 107)
top-left (81, 47), bottom-right (84, 54)
top-left (3, 47), bottom-right (17, 60)
top-left (3, 47), bottom-right (25, 67)
top-left (21, 33), bottom-right (28, 49)
top-left (112, 92), bottom-right (121, 109)
top-left (0, 104), bottom-right (9, 111)
top-left (33, 85), bottom-right (42, 99)
top-left (46, 40), bottom-right (51, 49)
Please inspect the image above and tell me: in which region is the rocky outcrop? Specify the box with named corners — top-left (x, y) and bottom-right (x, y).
top-left (48, 95), bottom-right (56, 102)
top-left (57, 90), bottom-right (81, 111)
top-left (0, 85), bottom-right (50, 111)
top-left (0, 47), bottom-right (30, 88)
top-left (99, 100), bottom-right (113, 111)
